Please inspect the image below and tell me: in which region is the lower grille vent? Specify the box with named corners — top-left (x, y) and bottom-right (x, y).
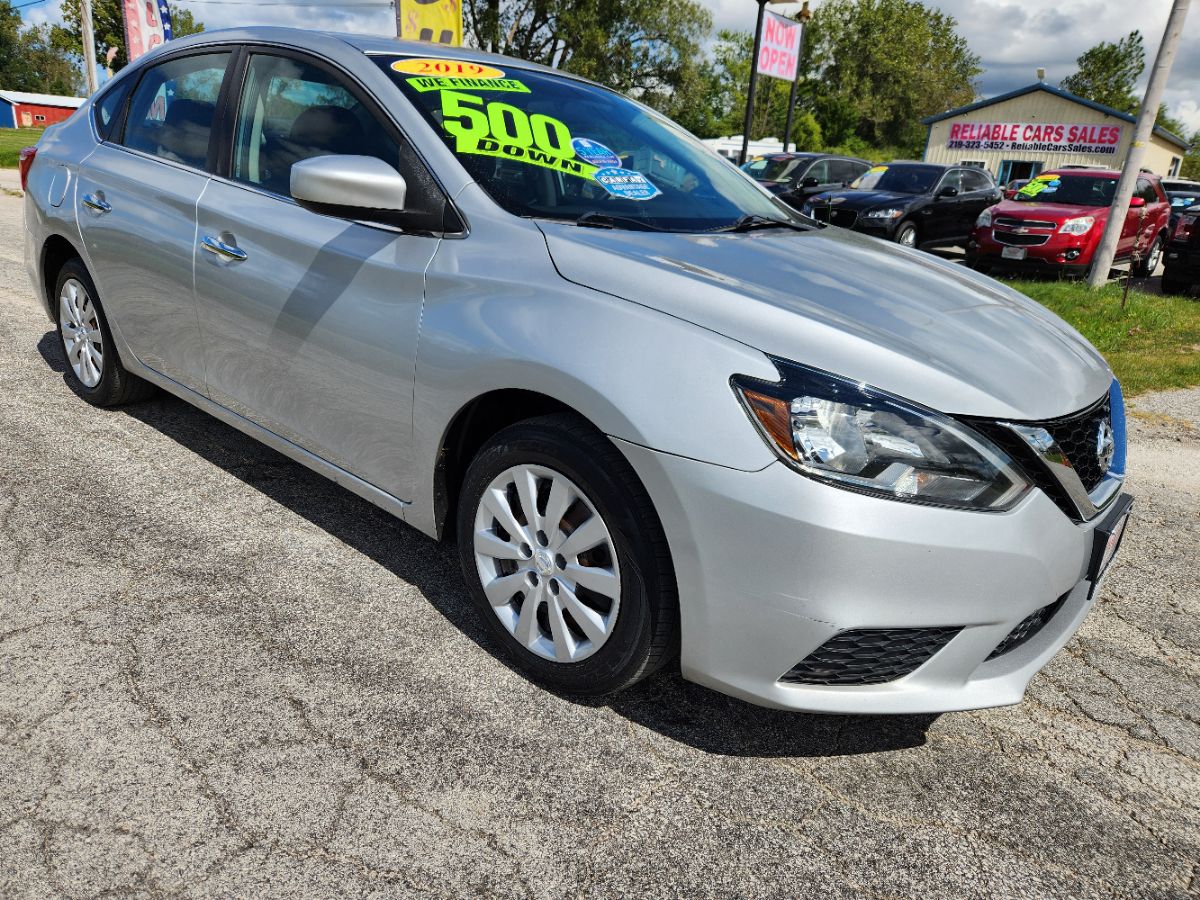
top-left (986, 594), bottom-right (1069, 661)
top-left (780, 627), bottom-right (960, 686)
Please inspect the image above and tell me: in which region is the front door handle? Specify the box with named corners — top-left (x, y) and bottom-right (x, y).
top-left (81, 193), bottom-right (111, 213)
top-left (201, 235), bottom-right (248, 262)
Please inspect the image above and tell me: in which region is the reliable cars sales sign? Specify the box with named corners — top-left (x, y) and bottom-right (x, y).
top-left (946, 122), bottom-right (1124, 155)
top-left (756, 12), bottom-right (801, 82)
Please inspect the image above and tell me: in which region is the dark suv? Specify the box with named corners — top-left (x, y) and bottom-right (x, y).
top-left (801, 162), bottom-right (1002, 249)
top-left (741, 153), bottom-right (871, 210)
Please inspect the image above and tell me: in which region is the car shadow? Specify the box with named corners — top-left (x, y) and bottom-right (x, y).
top-left (38, 331), bottom-right (939, 758)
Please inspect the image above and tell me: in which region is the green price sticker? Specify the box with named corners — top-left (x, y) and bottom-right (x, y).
top-left (439, 91), bottom-right (596, 179)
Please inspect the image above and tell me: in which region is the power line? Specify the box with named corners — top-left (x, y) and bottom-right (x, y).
top-left (12, 0), bottom-right (49, 10)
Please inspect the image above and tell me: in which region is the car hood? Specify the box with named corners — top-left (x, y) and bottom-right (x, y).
top-left (807, 189), bottom-right (918, 210)
top-left (993, 200), bottom-right (1109, 222)
top-left (538, 221), bottom-right (1111, 420)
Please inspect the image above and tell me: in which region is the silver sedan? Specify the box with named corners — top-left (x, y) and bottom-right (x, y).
top-left (21, 27), bottom-right (1131, 712)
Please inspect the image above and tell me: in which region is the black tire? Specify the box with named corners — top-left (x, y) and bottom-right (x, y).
top-left (1160, 270), bottom-right (1190, 296)
top-left (456, 413), bottom-right (678, 695)
top-left (54, 257), bottom-right (155, 407)
top-left (894, 221), bottom-right (918, 248)
top-left (1134, 236), bottom-right (1163, 277)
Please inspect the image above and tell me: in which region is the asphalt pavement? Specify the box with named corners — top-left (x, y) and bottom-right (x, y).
top-left (1, 190), bottom-right (1198, 899)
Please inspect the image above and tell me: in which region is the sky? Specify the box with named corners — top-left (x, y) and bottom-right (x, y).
top-left (19, 0), bottom-right (1200, 136)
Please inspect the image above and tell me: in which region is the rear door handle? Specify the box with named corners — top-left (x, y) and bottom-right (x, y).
top-left (201, 235), bottom-right (248, 262)
top-left (81, 193), bottom-right (111, 213)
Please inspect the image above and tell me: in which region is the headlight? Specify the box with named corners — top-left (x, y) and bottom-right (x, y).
top-left (862, 207), bottom-right (904, 220)
top-left (1059, 216), bottom-right (1095, 235)
top-left (976, 206), bottom-right (993, 228)
top-left (732, 360), bottom-right (1030, 510)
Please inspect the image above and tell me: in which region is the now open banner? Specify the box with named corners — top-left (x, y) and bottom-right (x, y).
top-left (756, 11), bottom-right (801, 82)
top-left (122, 0), bottom-right (173, 63)
top-left (945, 122), bottom-right (1124, 156)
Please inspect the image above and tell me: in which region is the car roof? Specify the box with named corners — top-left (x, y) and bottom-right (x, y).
top-left (882, 161), bottom-right (948, 170)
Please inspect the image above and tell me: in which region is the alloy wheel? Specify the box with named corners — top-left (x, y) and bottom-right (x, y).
top-left (59, 278), bottom-right (104, 388)
top-left (897, 225), bottom-right (917, 247)
top-left (472, 464), bottom-right (621, 663)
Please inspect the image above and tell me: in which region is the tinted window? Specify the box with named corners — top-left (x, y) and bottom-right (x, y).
top-left (122, 52), bottom-right (230, 169)
top-left (828, 159), bottom-right (864, 184)
top-left (854, 164), bottom-right (941, 194)
top-left (1136, 179), bottom-right (1160, 203)
top-left (938, 170), bottom-right (964, 193)
top-left (94, 78), bottom-right (134, 140)
top-left (743, 156), bottom-right (807, 183)
top-left (375, 56), bottom-right (791, 232)
top-left (961, 169), bottom-right (992, 192)
top-left (804, 160), bottom-right (830, 184)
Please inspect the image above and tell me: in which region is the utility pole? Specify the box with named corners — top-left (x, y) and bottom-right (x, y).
top-left (79, 0), bottom-right (99, 95)
top-left (1087, 0), bottom-right (1190, 289)
top-left (781, 1), bottom-right (811, 152)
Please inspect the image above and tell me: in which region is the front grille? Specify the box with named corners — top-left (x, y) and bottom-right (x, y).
top-left (986, 593), bottom-right (1069, 661)
top-left (995, 216), bottom-right (1057, 230)
top-left (780, 627), bottom-right (960, 686)
top-left (809, 206), bottom-right (858, 228)
top-left (1044, 394), bottom-right (1112, 492)
top-left (994, 231), bottom-right (1050, 247)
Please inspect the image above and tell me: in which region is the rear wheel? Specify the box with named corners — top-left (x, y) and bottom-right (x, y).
top-left (55, 258), bottom-right (155, 406)
top-left (456, 414), bottom-right (677, 694)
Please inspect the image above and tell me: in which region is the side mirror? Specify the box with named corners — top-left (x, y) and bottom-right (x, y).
top-left (1128, 195), bottom-right (1147, 208)
top-left (291, 155), bottom-right (408, 225)
top-left (937, 186), bottom-right (959, 198)
top-left (801, 176), bottom-right (820, 189)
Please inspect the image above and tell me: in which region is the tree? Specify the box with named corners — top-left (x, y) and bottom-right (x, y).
top-left (461, 0), bottom-right (709, 99)
top-left (56, 0), bottom-right (203, 75)
top-left (1061, 31), bottom-right (1144, 114)
top-left (799, 0), bottom-right (980, 154)
top-left (0, 1), bottom-right (84, 95)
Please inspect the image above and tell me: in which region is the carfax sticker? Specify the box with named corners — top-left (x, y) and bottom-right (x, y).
top-left (571, 138), bottom-right (621, 168)
top-left (392, 58), bottom-right (507, 79)
top-left (593, 167), bottom-right (661, 200)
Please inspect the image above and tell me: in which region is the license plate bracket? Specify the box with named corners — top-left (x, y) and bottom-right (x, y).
top-left (1001, 245), bottom-right (1027, 260)
top-left (1087, 494), bottom-right (1133, 598)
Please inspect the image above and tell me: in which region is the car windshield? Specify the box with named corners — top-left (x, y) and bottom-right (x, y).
top-left (851, 164), bottom-right (940, 194)
top-left (742, 156), bottom-right (807, 183)
top-left (1013, 174), bottom-right (1117, 206)
top-left (1168, 191), bottom-right (1200, 209)
top-left (375, 55), bottom-right (793, 231)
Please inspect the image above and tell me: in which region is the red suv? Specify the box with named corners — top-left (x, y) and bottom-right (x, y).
top-left (968, 169), bottom-right (1169, 277)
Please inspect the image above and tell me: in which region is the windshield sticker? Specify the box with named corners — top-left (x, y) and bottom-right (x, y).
top-left (866, 165), bottom-right (888, 174)
top-left (392, 58), bottom-right (506, 79)
top-left (571, 138), bottom-right (621, 168)
top-left (406, 76), bottom-right (529, 93)
top-left (439, 91), bottom-right (598, 179)
top-left (1018, 176), bottom-right (1061, 198)
top-left (593, 167), bottom-right (662, 201)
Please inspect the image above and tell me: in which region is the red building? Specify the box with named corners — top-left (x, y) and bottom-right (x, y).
top-left (0, 91), bottom-right (85, 129)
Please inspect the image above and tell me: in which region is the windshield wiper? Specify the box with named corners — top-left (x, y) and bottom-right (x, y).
top-left (574, 211), bottom-right (669, 232)
top-left (714, 214), bottom-right (810, 233)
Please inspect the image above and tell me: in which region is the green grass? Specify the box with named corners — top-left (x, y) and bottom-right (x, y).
top-left (1005, 278), bottom-right (1200, 396)
top-left (0, 127), bottom-right (45, 168)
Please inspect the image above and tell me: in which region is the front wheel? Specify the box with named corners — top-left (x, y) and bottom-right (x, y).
top-left (894, 221), bottom-right (918, 248)
top-left (456, 414), bottom-right (677, 695)
top-left (1134, 236), bottom-right (1164, 277)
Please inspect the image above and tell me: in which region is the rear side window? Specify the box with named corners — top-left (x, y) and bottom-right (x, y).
top-left (961, 169), bottom-right (992, 192)
top-left (121, 52), bottom-right (231, 170)
top-left (93, 78), bottom-right (133, 140)
top-left (828, 159), bottom-right (865, 184)
top-left (1136, 179), bottom-right (1159, 203)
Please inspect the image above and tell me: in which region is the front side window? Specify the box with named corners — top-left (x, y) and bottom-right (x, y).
top-left (375, 56), bottom-right (792, 232)
top-left (122, 52), bottom-right (231, 169)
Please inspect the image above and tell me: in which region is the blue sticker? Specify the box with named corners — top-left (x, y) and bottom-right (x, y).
top-left (593, 167), bottom-right (661, 201)
top-left (571, 138), bottom-right (621, 168)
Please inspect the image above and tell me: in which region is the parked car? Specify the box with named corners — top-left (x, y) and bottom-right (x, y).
top-left (1003, 178), bottom-right (1030, 201)
top-left (1163, 180), bottom-right (1200, 232)
top-left (22, 28), bottom-right (1131, 713)
top-left (741, 152), bottom-right (871, 209)
top-left (968, 169), bottom-right (1169, 277)
top-left (1161, 204), bottom-right (1200, 295)
top-left (802, 162), bottom-right (1002, 249)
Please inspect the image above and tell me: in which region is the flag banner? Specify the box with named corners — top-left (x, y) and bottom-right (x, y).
top-left (122, 0), bottom-right (173, 64)
top-left (756, 11), bottom-right (800, 82)
top-left (398, 0), bottom-right (462, 46)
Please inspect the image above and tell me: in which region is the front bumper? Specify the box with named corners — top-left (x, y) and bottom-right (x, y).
top-left (970, 227), bottom-right (1095, 271)
top-left (615, 439), bottom-right (1120, 714)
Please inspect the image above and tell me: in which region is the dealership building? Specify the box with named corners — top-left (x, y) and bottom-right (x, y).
top-left (921, 82), bottom-right (1190, 185)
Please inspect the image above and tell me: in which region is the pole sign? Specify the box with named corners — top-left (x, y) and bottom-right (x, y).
top-left (121, 0), bottom-right (173, 64)
top-left (945, 122), bottom-right (1124, 156)
top-left (398, 0), bottom-right (463, 46)
top-left (756, 11), bottom-right (801, 81)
